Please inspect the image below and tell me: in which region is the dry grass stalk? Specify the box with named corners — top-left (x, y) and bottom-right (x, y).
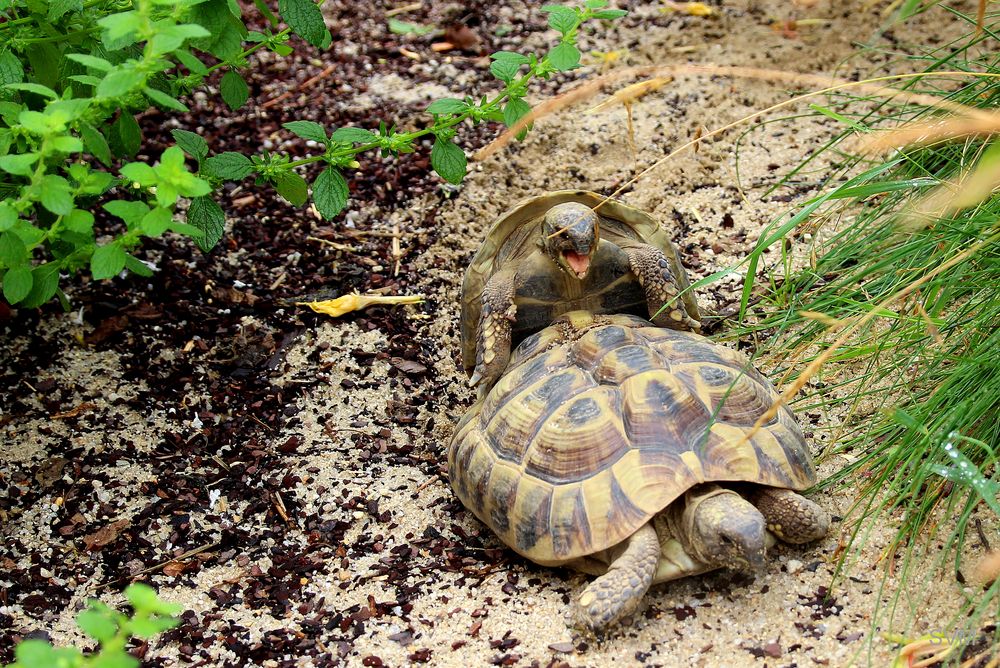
top-left (476, 65), bottom-right (996, 163)
top-left (858, 114), bottom-right (1000, 154)
top-left (899, 142), bottom-right (1000, 230)
top-left (737, 230), bottom-right (1000, 447)
top-left (588, 77), bottom-right (672, 160)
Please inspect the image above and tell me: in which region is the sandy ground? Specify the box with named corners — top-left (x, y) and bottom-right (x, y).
top-left (2, 1), bottom-right (996, 667)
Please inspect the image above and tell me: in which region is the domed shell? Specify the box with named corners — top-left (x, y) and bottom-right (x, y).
top-left (449, 311), bottom-right (816, 566)
top-left (460, 190), bottom-right (699, 375)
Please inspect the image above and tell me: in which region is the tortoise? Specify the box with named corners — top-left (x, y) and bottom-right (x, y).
top-left (461, 190), bottom-right (702, 394)
top-left (449, 311), bottom-right (829, 632)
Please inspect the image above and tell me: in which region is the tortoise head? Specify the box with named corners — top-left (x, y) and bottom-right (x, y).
top-left (679, 485), bottom-right (767, 572)
top-left (541, 202), bottom-right (600, 280)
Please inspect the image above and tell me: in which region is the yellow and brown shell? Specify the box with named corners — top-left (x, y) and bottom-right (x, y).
top-left (448, 311), bottom-right (816, 566)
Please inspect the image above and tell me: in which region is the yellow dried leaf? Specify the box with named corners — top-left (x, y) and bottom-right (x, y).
top-left (797, 310), bottom-right (847, 328)
top-left (660, 1), bottom-right (714, 16)
top-left (298, 293), bottom-right (425, 318)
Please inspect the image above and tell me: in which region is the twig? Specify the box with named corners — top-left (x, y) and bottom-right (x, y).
top-left (262, 64), bottom-right (337, 109)
top-left (386, 2), bottom-right (421, 17)
top-left (94, 542), bottom-right (220, 590)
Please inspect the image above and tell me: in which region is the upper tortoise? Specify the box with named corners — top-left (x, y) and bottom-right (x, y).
top-left (461, 190), bottom-right (702, 394)
top-left (449, 311), bottom-right (829, 632)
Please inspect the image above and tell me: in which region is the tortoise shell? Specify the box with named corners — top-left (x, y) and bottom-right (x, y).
top-left (449, 311), bottom-right (816, 566)
top-left (460, 190), bottom-right (699, 376)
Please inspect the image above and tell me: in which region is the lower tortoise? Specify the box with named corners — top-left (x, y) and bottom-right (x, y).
top-left (449, 311), bottom-right (829, 632)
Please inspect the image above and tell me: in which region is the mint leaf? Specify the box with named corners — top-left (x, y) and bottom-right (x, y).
top-left (547, 42), bottom-right (581, 71)
top-left (312, 167), bottom-right (348, 220)
top-left (273, 171), bottom-right (308, 206)
top-left (187, 196), bottom-right (225, 252)
top-left (91, 243), bottom-right (127, 279)
top-left (220, 70), bottom-right (249, 110)
top-left (278, 0), bottom-right (329, 47)
top-left (39, 175), bottom-right (74, 215)
top-left (592, 9), bottom-right (627, 19)
top-left (283, 120), bottom-right (327, 143)
top-left (144, 86), bottom-right (188, 112)
top-left (171, 129), bottom-right (208, 164)
top-left (426, 98), bottom-right (468, 115)
top-left (430, 137), bottom-right (466, 185)
top-left (80, 122), bottom-right (112, 166)
top-left (503, 97), bottom-right (532, 140)
top-left (97, 67), bottom-right (145, 98)
top-left (111, 112), bottom-right (141, 158)
top-left (541, 5), bottom-right (578, 35)
top-left (21, 263), bottom-right (61, 308)
top-left (77, 608), bottom-right (117, 643)
top-left (3, 266), bottom-right (33, 304)
top-left (330, 127), bottom-right (376, 144)
top-left (203, 152), bottom-right (254, 180)
top-left (490, 51), bottom-right (531, 65)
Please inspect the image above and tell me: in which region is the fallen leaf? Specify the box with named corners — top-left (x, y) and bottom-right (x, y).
top-left (444, 24), bottom-right (481, 51)
top-left (50, 403), bottom-right (98, 420)
top-left (86, 315), bottom-right (130, 344)
top-left (391, 357), bottom-right (428, 375)
top-left (34, 456), bottom-right (68, 487)
top-left (83, 518), bottom-right (130, 551)
top-left (660, 1), bottom-right (715, 16)
top-left (547, 642), bottom-right (574, 653)
top-left (298, 293), bottom-right (424, 318)
top-left (163, 561), bottom-right (188, 577)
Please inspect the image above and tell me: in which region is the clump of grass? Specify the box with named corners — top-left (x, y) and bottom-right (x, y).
top-left (722, 7), bottom-right (1000, 658)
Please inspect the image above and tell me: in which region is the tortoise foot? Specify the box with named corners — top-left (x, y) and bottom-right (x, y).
top-left (751, 488), bottom-right (830, 544)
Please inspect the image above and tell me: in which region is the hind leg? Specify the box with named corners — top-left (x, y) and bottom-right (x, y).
top-left (750, 487), bottom-right (829, 544)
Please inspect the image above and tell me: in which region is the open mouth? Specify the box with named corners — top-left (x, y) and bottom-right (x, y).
top-left (563, 250), bottom-right (591, 278)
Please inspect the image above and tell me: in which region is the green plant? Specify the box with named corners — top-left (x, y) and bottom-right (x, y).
top-left (0, 0), bottom-right (625, 309)
top-left (717, 6), bottom-right (1000, 656)
top-left (5, 584), bottom-right (181, 668)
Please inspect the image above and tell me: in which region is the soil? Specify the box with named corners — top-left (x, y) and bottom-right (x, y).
top-left (1, 1), bottom-right (996, 667)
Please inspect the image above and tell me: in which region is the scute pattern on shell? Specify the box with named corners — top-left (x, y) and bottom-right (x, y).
top-left (449, 311), bottom-right (816, 566)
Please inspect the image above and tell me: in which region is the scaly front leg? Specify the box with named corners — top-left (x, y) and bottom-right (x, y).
top-left (625, 244), bottom-right (701, 331)
top-left (469, 271), bottom-right (517, 397)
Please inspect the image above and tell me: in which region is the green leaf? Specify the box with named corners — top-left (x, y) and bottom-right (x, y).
top-left (491, 51), bottom-right (531, 65)
top-left (21, 262), bottom-right (61, 308)
top-left (426, 98), bottom-right (469, 115)
top-left (124, 254), bottom-right (154, 277)
top-left (187, 196), bottom-right (225, 252)
top-left (0, 231), bottom-right (28, 266)
top-left (3, 266), bottom-right (33, 304)
top-left (171, 129), bottom-right (208, 163)
top-left (97, 67), bottom-right (146, 98)
top-left (312, 167), bottom-right (348, 219)
top-left (120, 162), bottom-right (158, 186)
top-left (91, 243), bottom-right (127, 279)
top-left (68, 74), bottom-right (103, 87)
top-left (80, 123), bottom-right (112, 166)
top-left (4, 82), bottom-right (58, 99)
top-left (0, 152), bottom-right (40, 176)
top-left (39, 175), bottom-right (74, 215)
top-left (503, 97), bottom-right (532, 140)
top-left (273, 171), bottom-right (308, 206)
top-left (0, 202), bottom-right (16, 231)
top-left (584, 0), bottom-right (608, 8)
top-left (77, 608), bottom-right (118, 643)
top-left (26, 43), bottom-right (60, 91)
top-left (330, 127), bottom-right (376, 144)
top-left (220, 70), bottom-right (249, 110)
top-left (111, 112), bottom-right (142, 158)
top-left (104, 200), bottom-right (150, 228)
top-left (98, 10), bottom-right (143, 44)
top-left (387, 18), bottom-right (436, 35)
top-left (592, 9), bottom-right (627, 18)
top-left (174, 49), bottom-right (209, 75)
top-left (541, 5), bottom-right (579, 35)
top-left (203, 152), bottom-right (254, 180)
top-left (12, 640), bottom-right (62, 663)
top-left (489, 59), bottom-right (521, 83)
top-left (0, 52), bottom-right (25, 93)
top-left (283, 120), bottom-right (327, 143)
top-left (144, 86), bottom-right (188, 112)
top-left (278, 0), bottom-right (330, 47)
top-left (430, 137), bottom-right (467, 185)
top-left (65, 53), bottom-right (113, 72)
top-left (547, 42), bottom-right (581, 71)
top-left (50, 135), bottom-right (84, 153)
top-left (140, 206), bottom-right (172, 236)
